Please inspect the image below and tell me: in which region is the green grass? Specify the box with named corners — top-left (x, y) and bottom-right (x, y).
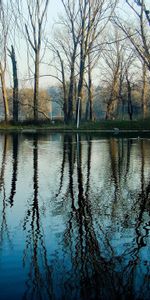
top-left (0, 119), bottom-right (150, 132)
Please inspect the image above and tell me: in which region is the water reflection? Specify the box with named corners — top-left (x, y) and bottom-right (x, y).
top-left (0, 135), bottom-right (11, 247)
top-left (9, 134), bottom-right (19, 207)
top-left (0, 133), bottom-right (149, 300)
top-left (23, 136), bottom-right (53, 300)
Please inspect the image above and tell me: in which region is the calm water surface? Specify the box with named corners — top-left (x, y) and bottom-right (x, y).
top-left (0, 133), bottom-right (150, 300)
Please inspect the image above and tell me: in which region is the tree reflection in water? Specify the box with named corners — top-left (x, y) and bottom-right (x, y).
top-left (0, 133), bottom-right (150, 300)
top-left (9, 134), bottom-right (19, 207)
top-left (57, 135), bottom-right (150, 300)
top-left (22, 135), bottom-right (53, 300)
top-left (0, 134), bottom-right (12, 247)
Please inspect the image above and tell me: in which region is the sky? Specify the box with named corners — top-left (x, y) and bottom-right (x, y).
top-left (4, 0), bottom-right (150, 90)
top-left (6, 0), bottom-right (64, 89)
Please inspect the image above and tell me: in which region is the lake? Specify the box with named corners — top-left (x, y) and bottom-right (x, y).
top-left (0, 133), bottom-right (150, 300)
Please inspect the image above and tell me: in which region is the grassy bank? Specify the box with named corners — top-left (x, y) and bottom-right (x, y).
top-left (0, 119), bottom-right (150, 132)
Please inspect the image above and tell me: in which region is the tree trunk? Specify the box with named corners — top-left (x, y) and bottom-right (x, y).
top-left (85, 100), bottom-right (89, 121)
top-left (77, 57), bottom-right (85, 121)
top-left (0, 63), bottom-right (9, 122)
top-left (34, 51), bottom-right (40, 121)
top-left (105, 69), bottom-right (119, 120)
top-left (141, 62), bottom-right (147, 119)
top-left (68, 52), bottom-right (76, 122)
top-left (61, 62), bottom-right (67, 123)
top-left (85, 58), bottom-right (93, 122)
top-left (9, 46), bottom-right (19, 123)
top-left (56, 50), bottom-right (68, 123)
top-left (63, 83), bottom-right (68, 124)
top-left (126, 76), bottom-right (133, 121)
top-left (76, 33), bottom-right (86, 121)
top-left (88, 54), bottom-right (93, 121)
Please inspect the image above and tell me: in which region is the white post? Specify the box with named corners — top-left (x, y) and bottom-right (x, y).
top-left (77, 97), bottom-right (81, 129)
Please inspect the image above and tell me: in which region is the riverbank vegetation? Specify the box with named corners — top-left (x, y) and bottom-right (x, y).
top-left (0, 119), bottom-right (150, 132)
top-left (0, 0), bottom-right (150, 125)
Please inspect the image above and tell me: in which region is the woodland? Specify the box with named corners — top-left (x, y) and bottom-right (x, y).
top-left (0, 0), bottom-right (150, 125)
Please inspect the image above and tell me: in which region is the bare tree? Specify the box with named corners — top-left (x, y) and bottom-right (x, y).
top-left (0, 1), bottom-right (10, 122)
top-left (49, 0), bottom-right (81, 122)
top-left (61, 0), bottom-right (81, 122)
top-left (126, 0), bottom-right (150, 25)
top-left (104, 30), bottom-right (125, 119)
top-left (51, 0), bottom-right (118, 123)
top-left (101, 27), bottom-right (137, 120)
top-left (76, 0), bottom-right (118, 120)
top-left (115, 0), bottom-right (150, 70)
top-left (23, 0), bottom-right (49, 121)
top-left (47, 41), bottom-right (69, 123)
top-left (8, 45), bottom-right (19, 123)
top-left (141, 61), bottom-right (148, 118)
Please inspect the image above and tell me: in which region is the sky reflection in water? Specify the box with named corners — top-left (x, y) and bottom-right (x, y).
top-left (0, 133), bottom-right (150, 300)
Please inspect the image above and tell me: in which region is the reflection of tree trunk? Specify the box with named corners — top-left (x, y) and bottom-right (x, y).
top-left (125, 139), bottom-right (132, 178)
top-left (32, 135), bottom-right (39, 228)
top-left (62, 135), bottom-right (130, 299)
top-left (67, 135), bottom-right (75, 208)
top-left (23, 135), bottom-right (53, 299)
top-left (56, 135), bottom-right (67, 196)
top-left (75, 135), bottom-right (109, 299)
top-left (9, 134), bottom-right (18, 207)
top-left (86, 137), bottom-right (92, 194)
top-left (109, 139), bottom-right (119, 200)
top-left (0, 135), bottom-right (11, 247)
top-left (0, 135), bottom-right (8, 191)
top-left (0, 62), bottom-right (9, 122)
top-left (135, 140), bottom-right (148, 248)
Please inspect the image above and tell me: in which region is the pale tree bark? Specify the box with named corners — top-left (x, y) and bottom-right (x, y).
top-left (0, 62), bottom-right (9, 122)
top-left (0, 0), bottom-right (10, 122)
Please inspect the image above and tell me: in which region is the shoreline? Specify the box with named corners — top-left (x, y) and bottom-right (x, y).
top-left (0, 119), bottom-right (150, 135)
top-left (0, 127), bottom-right (150, 135)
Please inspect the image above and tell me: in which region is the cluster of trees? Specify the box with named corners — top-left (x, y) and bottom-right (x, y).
top-left (0, 0), bottom-right (150, 123)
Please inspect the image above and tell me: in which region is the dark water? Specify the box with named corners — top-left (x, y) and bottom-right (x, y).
top-left (0, 133), bottom-right (150, 300)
